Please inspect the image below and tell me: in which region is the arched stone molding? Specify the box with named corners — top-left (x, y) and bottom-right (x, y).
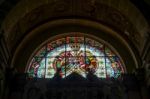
top-left (11, 19), bottom-right (139, 73)
top-left (1, 0), bottom-right (149, 53)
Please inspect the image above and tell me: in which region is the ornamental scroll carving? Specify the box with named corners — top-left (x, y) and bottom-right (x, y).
top-left (8, 0), bottom-right (140, 51)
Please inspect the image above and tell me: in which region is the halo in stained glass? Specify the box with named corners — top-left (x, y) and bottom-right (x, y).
top-left (27, 35), bottom-right (125, 78)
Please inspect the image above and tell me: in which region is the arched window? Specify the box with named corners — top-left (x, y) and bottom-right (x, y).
top-left (27, 34), bottom-right (125, 78)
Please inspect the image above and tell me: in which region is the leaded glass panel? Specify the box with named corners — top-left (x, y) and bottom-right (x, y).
top-left (27, 36), bottom-right (125, 79)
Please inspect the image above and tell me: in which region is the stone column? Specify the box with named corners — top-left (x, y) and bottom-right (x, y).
top-left (0, 32), bottom-right (11, 99)
top-left (140, 33), bottom-right (150, 99)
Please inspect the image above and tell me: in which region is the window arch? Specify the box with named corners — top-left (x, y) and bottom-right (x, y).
top-left (27, 33), bottom-right (125, 78)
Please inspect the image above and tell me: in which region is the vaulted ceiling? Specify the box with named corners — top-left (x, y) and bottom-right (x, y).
top-left (0, 0), bottom-right (149, 50)
top-left (0, 0), bottom-right (150, 26)
top-left (0, 0), bottom-right (150, 72)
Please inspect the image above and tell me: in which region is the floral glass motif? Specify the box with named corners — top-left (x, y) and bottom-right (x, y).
top-left (27, 37), bottom-right (124, 78)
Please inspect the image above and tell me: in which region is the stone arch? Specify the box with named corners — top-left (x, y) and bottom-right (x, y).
top-left (0, 0), bottom-right (148, 73)
top-left (1, 0), bottom-right (148, 51)
top-left (11, 19), bottom-right (137, 73)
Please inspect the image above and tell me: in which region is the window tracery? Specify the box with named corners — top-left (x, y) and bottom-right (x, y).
top-left (27, 36), bottom-right (125, 78)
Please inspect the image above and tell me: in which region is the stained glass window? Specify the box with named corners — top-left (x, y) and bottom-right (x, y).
top-left (27, 36), bottom-right (125, 78)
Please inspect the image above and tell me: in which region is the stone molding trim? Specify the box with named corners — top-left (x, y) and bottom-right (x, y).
top-left (1, 0), bottom-right (149, 52)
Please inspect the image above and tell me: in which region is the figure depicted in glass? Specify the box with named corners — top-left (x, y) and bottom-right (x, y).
top-left (27, 36), bottom-right (125, 78)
